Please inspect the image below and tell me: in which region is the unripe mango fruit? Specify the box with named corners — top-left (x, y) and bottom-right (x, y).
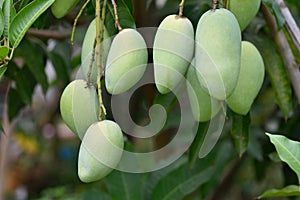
top-left (226, 41), bottom-right (265, 115)
top-left (60, 80), bottom-right (99, 140)
top-left (195, 8), bottom-right (241, 100)
top-left (186, 60), bottom-right (221, 122)
top-left (51, 0), bottom-right (80, 19)
top-left (153, 15), bottom-right (194, 94)
top-left (81, 19), bottom-right (111, 83)
top-left (78, 120), bottom-right (124, 183)
top-left (105, 29), bottom-right (148, 95)
top-left (228, 0), bottom-right (261, 31)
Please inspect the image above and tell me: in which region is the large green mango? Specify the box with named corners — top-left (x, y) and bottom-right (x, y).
top-left (51, 0), bottom-right (80, 19)
top-left (60, 80), bottom-right (99, 140)
top-left (78, 120), bottom-right (124, 183)
top-left (105, 28), bottom-right (148, 95)
top-left (195, 8), bottom-right (241, 100)
top-left (153, 14), bottom-right (194, 94)
top-left (187, 60), bottom-right (221, 122)
top-left (228, 0), bottom-right (261, 31)
top-left (81, 19), bottom-right (111, 83)
top-left (226, 41), bottom-right (265, 115)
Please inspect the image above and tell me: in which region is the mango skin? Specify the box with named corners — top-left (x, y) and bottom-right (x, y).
top-left (226, 41), bottom-right (265, 115)
top-left (60, 80), bottom-right (99, 140)
top-left (78, 120), bottom-right (124, 183)
top-left (195, 8), bottom-right (241, 100)
top-left (105, 29), bottom-right (148, 95)
top-left (81, 19), bottom-right (111, 83)
top-left (153, 15), bottom-right (194, 94)
top-left (51, 0), bottom-right (80, 19)
top-left (187, 60), bottom-right (221, 122)
top-left (228, 0), bottom-right (261, 31)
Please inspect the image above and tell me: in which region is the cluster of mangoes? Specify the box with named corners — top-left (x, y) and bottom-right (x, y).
top-left (59, 0), bottom-right (264, 183)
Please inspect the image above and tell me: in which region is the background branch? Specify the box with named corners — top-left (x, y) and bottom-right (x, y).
top-left (262, 4), bottom-right (300, 106)
top-left (26, 28), bottom-right (71, 40)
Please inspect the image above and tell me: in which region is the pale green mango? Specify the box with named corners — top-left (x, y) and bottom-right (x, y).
top-left (228, 0), bottom-right (261, 31)
top-left (60, 79), bottom-right (99, 140)
top-left (81, 19), bottom-right (111, 83)
top-left (78, 120), bottom-right (124, 183)
top-left (187, 60), bottom-right (221, 122)
top-left (51, 0), bottom-right (80, 19)
top-left (226, 41), bottom-right (265, 115)
top-left (105, 28), bottom-right (148, 94)
top-left (153, 14), bottom-right (194, 94)
top-left (195, 8), bottom-right (241, 100)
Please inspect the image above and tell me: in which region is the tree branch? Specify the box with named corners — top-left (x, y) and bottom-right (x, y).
top-left (262, 4), bottom-right (300, 106)
top-left (26, 28), bottom-right (71, 40)
top-left (275, 0), bottom-right (300, 54)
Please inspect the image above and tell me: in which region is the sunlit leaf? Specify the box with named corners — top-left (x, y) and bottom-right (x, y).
top-left (266, 133), bottom-right (300, 183)
top-left (9, 0), bottom-right (55, 47)
top-left (258, 185), bottom-right (300, 199)
top-left (0, 9), bottom-right (4, 36)
top-left (0, 46), bottom-right (9, 59)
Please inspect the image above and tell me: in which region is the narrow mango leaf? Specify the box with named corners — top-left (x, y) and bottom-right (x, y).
top-left (3, 0), bottom-right (14, 37)
top-left (247, 33), bottom-right (292, 117)
top-left (0, 46), bottom-right (9, 59)
top-left (9, 0), bottom-right (55, 47)
top-left (230, 111), bottom-right (251, 157)
top-left (105, 171), bottom-right (143, 200)
top-left (266, 133), bottom-right (300, 183)
top-left (0, 9), bottom-right (4, 36)
top-left (151, 164), bottom-right (214, 200)
top-left (188, 122), bottom-right (209, 169)
top-left (262, 0), bottom-right (285, 30)
top-left (0, 66), bottom-right (6, 80)
top-left (258, 185), bottom-right (300, 199)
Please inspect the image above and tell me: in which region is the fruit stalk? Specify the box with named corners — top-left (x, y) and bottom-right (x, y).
top-left (111, 0), bottom-right (122, 31)
top-left (212, 0), bottom-right (219, 10)
top-left (178, 0), bottom-right (185, 17)
top-left (96, 0), bottom-right (107, 120)
top-left (86, 40), bottom-right (96, 83)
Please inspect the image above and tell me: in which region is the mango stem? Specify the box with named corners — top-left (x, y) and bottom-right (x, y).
top-left (111, 0), bottom-right (122, 31)
top-left (178, 0), bottom-right (185, 17)
top-left (212, 0), bottom-right (219, 10)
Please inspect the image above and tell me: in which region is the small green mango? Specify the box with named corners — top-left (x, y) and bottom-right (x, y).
top-left (78, 120), bottom-right (124, 183)
top-left (226, 41), bottom-right (265, 115)
top-left (187, 60), bottom-right (221, 122)
top-left (105, 28), bottom-right (148, 95)
top-left (195, 8), bottom-right (241, 100)
top-left (228, 0), bottom-right (261, 31)
top-left (60, 80), bottom-right (99, 139)
top-left (81, 19), bottom-right (111, 83)
top-left (51, 0), bottom-right (80, 19)
top-left (153, 15), bottom-right (194, 94)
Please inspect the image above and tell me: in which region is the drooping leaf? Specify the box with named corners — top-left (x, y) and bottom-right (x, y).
top-left (9, 0), bottom-right (55, 47)
top-left (0, 9), bottom-right (4, 36)
top-left (246, 33), bottom-right (292, 117)
top-left (0, 46), bottom-right (9, 59)
top-left (266, 133), bottom-right (300, 183)
top-left (3, 0), bottom-right (15, 37)
top-left (7, 88), bottom-right (25, 120)
top-left (230, 111), bottom-right (251, 157)
top-left (0, 66), bottom-right (7, 80)
top-left (258, 185), bottom-right (300, 199)
top-left (15, 39), bottom-right (48, 93)
top-left (105, 170), bottom-right (143, 200)
top-left (262, 0), bottom-right (285, 30)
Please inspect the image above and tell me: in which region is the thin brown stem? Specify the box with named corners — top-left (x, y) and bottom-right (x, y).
top-left (87, 39), bottom-right (96, 84)
top-left (262, 4), bottom-right (300, 105)
top-left (111, 0), bottom-right (122, 31)
top-left (212, 0), bottom-right (218, 10)
top-left (178, 0), bottom-right (185, 17)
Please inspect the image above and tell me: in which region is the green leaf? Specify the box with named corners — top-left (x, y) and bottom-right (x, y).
top-left (0, 46), bottom-right (9, 59)
top-left (150, 164), bottom-right (214, 200)
top-left (230, 111), bottom-right (251, 157)
top-left (3, 0), bottom-right (14, 37)
top-left (266, 133), bottom-right (300, 183)
top-left (0, 66), bottom-right (6, 80)
top-left (0, 9), bottom-right (4, 36)
top-left (9, 0), bottom-right (55, 47)
top-left (258, 185), bottom-right (300, 199)
top-left (105, 171), bottom-right (143, 200)
top-left (7, 88), bottom-right (25, 120)
top-left (262, 0), bottom-right (285, 30)
top-left (48, 52), bottom-right (69, 84)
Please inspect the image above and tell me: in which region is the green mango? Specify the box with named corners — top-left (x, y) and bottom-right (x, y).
top-left (51, 0), bottom-right (80, 19)
top-left (78, 120), bottom-right (124, 183)
top-left (81, 19), bottom-right (111, 83)
top-left (187, 60), bottom-right (221, 122)
top-left (228, 0), bottom-right (261, 31)
top-left (60, 79), bottom-right (99, 140)
top-left (153, 14), bottom-right (194, 94)
top-left (195, 8), bottom-right (241, 100)
top-left (226, 41), bottom-right (265, 115)
top-left (105, 28), bottom-right (148, 95)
